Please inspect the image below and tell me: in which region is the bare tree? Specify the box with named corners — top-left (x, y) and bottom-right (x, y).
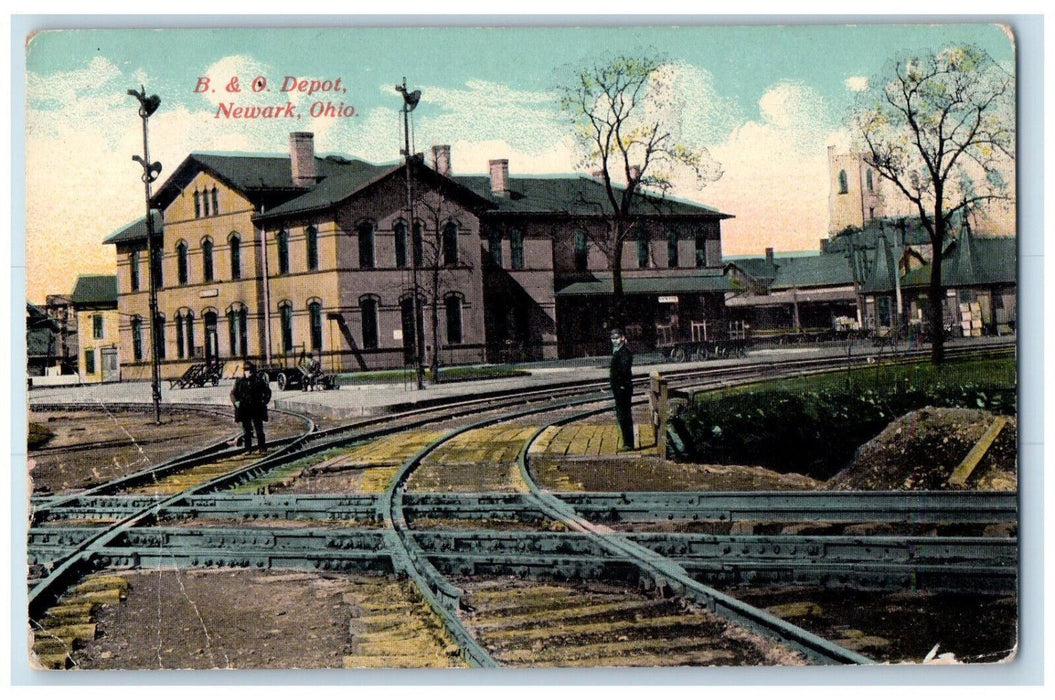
top-left (559, 55), bottom-right (722, 327)
top-left (851, 44), bottom-right (1014, 363)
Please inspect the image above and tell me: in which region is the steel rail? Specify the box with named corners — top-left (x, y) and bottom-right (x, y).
top-left (31, 490), bottom-right (1017, 526)
top-left (515, 408), bottom-right (876, 665)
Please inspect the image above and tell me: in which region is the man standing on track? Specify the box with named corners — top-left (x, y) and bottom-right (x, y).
top-left (230, 361), bottom-right (272, 453)
top-left (609, 328), bottom-right (635, 451)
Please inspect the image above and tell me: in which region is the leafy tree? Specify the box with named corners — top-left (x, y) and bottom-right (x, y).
top-left (559, 55), bottom-right (722, 327)
top-left (851, 44), bottom-right (1014, 363)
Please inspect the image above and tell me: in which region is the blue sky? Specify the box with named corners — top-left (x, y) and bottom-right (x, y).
top-left (23, 23), bottom-right (1016, 301)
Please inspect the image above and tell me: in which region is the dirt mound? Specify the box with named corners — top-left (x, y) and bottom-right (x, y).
top-left (825, 407), bottom-right (1017, 491)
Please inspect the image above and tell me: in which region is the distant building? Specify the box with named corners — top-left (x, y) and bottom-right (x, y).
top-left (70, 274), bottom-right (120, 382)
top-left (827, 148), bottom-right (887, 235)
top-left (106, 132), bottom-right (733, 378)
top-left (26, 303), bottom-right (60, 377)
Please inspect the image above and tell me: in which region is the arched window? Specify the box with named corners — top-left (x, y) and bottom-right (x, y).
top-left (308, 300), bottom-right (323, 352)
top-left (193, 191), bottom-right (201, 218)
top-left (866, 169), bottom-right (874, 192)
top-left (227, 305), bottom-right (248, 358)
top-left (574, 230), bottom-right (588, 272)
top-left (442, 221), bottom-right (459, 266)
top-left (360, 295), bottom-right (379, 349)
top-left (176, 241), bottom-right (189, 285)
top-left (211, 187), bottom-right (220, 215)
top-left (636, 231), bottom-right (650, 268)
top-left (185, 311), bottom-right (195, 358)
top-left (510, 229), bottom-right (524, 270)
top-left (357, 221), bottom-right (375, 269)
top-left (229, 233), bottom-right (241, 280)
top-left (202, 188), bottom-right (210, 217)
top-left (488, 229), bottom-right (502, 267)
top-left (667, 229), bottom-right (679, 268)
top-left (131, 316), bottom-right (144, 361)
top-left (277, 230), bottom-right (290, 275)
top-left (175, 310), bottom-right (185, 359)
top-left (201, 237), bottom-right (214, 282)
top-left (128, 251), bottom-right (140, 292)
top-left (412, 221), bottom-right (424, 268)
top-left (837, 169), bottom-right (849, 194)
top-left (444, 294), bottom-right (463, 345)
top-left (393, 220), bottom-right (408, 269)
top-left (305, 225), bottom-right (319, 271)
top-left (152, 247), bottom-right (164, 288)
top-left (154, 313), bottom-right (166, 360)
top-left (279, 301), bottom-right (294, 353)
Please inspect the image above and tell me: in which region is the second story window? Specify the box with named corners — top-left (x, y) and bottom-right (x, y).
top-left (488, 230), bottom-right (502, 267)
top-left (306, 225), bottom-right (319, 271)
top-left (93, 313), bottom-right (104, 339)
top-left (176, 241), bottom-right (189, 285)
top-left (866, 169), bottom-right (874, 192)
top-left (636, 231), bottom-right (650, 268)
top-left (357, 221), bottom-right (375, 269)
top-left (510, 229), bottom-right (524, 270)
top-left (695, 231), bottom-right (707, 268)
top-left (442, 222), bottom-right (459, 266)
top-left (193, 191), bottom-right (201, 218)
top-left (277, 230), bottom-right (290, 275)
top-left (574, 230), bottom-right (588, 272)
top-left (151, 247), bottom-right (164, 288)
top-left (211, 187), bottom-right (219, 215)
top-left (202, 238), bottom-right (214, 282)
top-left (412, 222), bottom-right (424, 268)
top-left (667, 229), bottom-right (679, 268)
top-left (229, 234), bottom-right (241, 280)
top-left (129, 251), bottom-right (140, 292)
top-left (394, 221), bottom-right (408, 269)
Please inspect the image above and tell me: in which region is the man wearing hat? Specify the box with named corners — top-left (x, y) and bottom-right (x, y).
top-left (230, 361), bottom-right (272, 453)
top-left (609, 329), bottom-right (635, 450)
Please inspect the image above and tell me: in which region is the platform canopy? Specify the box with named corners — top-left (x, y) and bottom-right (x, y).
top-left (556, 273), bottom-right (734, 297)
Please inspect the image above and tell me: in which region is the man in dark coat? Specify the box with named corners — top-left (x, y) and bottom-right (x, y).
top-left (609, 329), bottom-right (635, 450)
top-left (230, 361), bottom-right (272, 453)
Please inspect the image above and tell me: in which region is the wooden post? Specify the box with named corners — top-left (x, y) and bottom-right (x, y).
top-left (649, 372), bottom-right (669, 454)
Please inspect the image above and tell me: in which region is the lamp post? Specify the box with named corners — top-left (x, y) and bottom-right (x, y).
top-left (396, 77), bottom-right (425, 390)
top-left (129, 86), bottom-right (164, 424)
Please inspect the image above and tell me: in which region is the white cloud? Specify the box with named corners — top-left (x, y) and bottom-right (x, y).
top-left (845, 76), bottom-right (869, 92)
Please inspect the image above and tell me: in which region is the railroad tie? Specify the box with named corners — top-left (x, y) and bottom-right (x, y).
top-left (32, 574), bottom-right (129, 669)
top-left (948, 416), bottom-right (1009, 487)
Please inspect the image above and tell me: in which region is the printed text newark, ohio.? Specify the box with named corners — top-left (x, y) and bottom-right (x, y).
top-left (196, 75), bottom-right (356, 120)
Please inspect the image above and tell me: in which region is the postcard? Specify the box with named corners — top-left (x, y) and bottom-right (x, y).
top-left (20, 20), bottom-right (1027, 678)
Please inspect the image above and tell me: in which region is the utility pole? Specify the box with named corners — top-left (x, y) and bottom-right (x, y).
top-left (129, 86), bottom-right (164, 424)
top-left (396, 77), bottom-right (425, 390)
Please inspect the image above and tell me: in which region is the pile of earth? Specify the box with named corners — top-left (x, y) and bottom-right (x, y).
top-left (825, 407), bottom-right (1017, 491)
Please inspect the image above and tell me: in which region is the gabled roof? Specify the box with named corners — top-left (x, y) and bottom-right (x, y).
top-left (254, 160), bottom-right (495, 221)
top-left (102, 211), bottom-right (163, 245)
top-left (902, 235), bottom-right (1017, 288)
top-left (770, 254), bottom-right (855, 290)
top-left (724, 257), bottom-right (778, 281)
top-left (452, 175), bottom-right (731, 219)
top-left (71, 275), bottom-right (118, 306)
top-left (150, 152), bottom-right (374, 211)
top-left (823, 217), bottom-right (933, 255)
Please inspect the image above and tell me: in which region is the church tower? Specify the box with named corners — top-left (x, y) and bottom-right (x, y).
top-left (828, 146), bottom-right (885, 235)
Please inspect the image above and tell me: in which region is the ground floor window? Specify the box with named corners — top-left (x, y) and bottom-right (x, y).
top-left (445, 295), bottom-right (463, 345)
top-left (84, 348), bottom-right (95, 374)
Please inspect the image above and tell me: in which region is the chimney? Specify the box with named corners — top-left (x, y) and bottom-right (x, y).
top-left (290, 132), bottom-right (316, 187)
top-left (489, 159), bottom-right (509, 197)
top-left (765, 247), bottom-right (774, 266)
top-left (432, 145), bottom-right (451, 176)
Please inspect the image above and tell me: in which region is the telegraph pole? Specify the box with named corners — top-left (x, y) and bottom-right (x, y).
top-left (129, 86), bottom-right (164, 424)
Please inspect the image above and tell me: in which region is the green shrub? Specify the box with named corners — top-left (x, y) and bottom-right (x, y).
top-left (670, 377), bottom-right (1016, 479)
top-left (28, 422), bottom-right (55, 450)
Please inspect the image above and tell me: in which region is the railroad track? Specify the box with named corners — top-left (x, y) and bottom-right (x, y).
top-left (26, 342), bottom-right (1016, 668)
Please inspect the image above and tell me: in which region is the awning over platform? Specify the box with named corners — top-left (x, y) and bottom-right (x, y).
top-left (725, 285), bottom-right (857, 307)
top-left (556, 273), bottom-right (734, 297)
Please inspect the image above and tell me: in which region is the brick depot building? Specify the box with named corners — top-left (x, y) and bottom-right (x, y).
top-left (106, 132), bottom-right (732, 379)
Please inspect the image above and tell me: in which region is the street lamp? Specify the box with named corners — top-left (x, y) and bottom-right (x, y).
top-left (129, 86), bottom-right (164, 424)
top-left (396, 77), bottom-right (425, 390)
